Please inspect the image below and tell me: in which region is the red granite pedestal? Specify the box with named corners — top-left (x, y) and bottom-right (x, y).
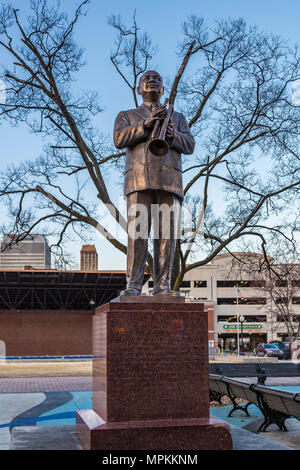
top-left (76, 300), bottom-right (232, 450)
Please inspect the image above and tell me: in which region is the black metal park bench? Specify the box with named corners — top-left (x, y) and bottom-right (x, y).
top-left (250, 384), bottom-right (300, 432)
top-left (209, 373), bottom-right (300, 432)
top-left (209, 374), bottom-right (260, 417)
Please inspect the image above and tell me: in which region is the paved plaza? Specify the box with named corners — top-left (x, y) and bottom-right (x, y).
top-left (0, 376), bottom-right (92, 393)
top-left (0, 374), bottom-right (299, 450)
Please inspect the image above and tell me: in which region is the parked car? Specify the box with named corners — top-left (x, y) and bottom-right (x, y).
top-left (254, 343), bottom-right (284, 358)
top-left (274, 342), bottom-right (291, 359)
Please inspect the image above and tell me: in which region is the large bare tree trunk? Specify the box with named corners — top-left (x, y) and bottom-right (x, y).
top-left (171, 242), bottom-right (181, 291)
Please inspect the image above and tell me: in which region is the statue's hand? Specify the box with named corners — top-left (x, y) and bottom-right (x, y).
top-left (151, 105), bottom-right (167, 119)
top-left (144, 105), bottom-right (167, 130)
top-left (166, 119), bottom-right (174, 141)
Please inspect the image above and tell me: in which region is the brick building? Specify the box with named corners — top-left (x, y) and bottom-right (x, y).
top-left (80, 245), bottom-right (98, 271)
top-left (0, 269), bottom-right (127, 356)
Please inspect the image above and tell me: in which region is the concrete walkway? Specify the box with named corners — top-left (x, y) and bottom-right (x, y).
top-left (230, 425), bottom-right (291, 450)
top-left (10, 425), bottom-right (83, 450)
top-left (243, 416), bottom-right (300, 450)
top-left (9, 423), bottom-right (292, 450)
top-left (211, 404), bottom-right (300, 450)
top-left (0, 393), bottom-right (45, 450)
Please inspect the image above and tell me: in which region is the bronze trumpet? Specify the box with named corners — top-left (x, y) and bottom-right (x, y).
top-left (148, 98), bottom-right (174, 156)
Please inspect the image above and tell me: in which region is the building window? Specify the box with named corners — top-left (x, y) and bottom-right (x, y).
top-left (217, 315), bottom-right (267, 322)
top-left (148, 281), bottom-right (154, 288)
top-left (275, 280), bottom-right (287, 287)
top-left (194, 280), bottom-right (207, 288)
top-left (181, 281), bottom-right (191, 288)
top-left (217, 280), bottom-right (265, 288)
top-left (276, 297), bottom-right (289, 305)
top-left (292, 297), bottom-right (300, 304)
top-left (217, 297), bottom-right (266, 305)
top-left (276, 315), bottom-right (300, 322)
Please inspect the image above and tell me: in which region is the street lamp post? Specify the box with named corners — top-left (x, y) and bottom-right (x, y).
top-left (236, 289), bottom-right (239, 356)
top-left (240, 315), bottom-right (245, 351)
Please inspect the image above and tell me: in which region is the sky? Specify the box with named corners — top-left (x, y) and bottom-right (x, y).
top-left (1, 0), bottom-right (300, 269)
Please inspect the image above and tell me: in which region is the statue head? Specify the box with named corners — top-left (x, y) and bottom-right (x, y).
top-left (137, 70), bottom-right (164, 102)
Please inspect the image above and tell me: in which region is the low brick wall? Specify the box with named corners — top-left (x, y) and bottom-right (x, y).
top-left (0, 310), bottom-right (92, 356)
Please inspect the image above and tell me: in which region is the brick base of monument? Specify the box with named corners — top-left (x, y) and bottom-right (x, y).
top-left (76, 300), bottom-right (232, 450)
top-left (76, 410), bottom-right (232, 450)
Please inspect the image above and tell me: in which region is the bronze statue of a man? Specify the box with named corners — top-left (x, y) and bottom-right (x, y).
top-left (114, 70), bottom-right (195, 296)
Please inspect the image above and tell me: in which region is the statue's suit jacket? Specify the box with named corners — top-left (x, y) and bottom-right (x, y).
top-left (113, 103), bottom-right (195, 199)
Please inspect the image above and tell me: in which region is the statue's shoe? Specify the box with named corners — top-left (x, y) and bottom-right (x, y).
top-left (152, 288), bottom-right (181, 296)
top-left (120, 287), bottom-right (141, 296)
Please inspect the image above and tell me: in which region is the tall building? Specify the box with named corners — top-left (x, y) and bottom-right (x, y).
top-left (80, 245), bottom-right (98, 271)
top-left (0, 234), bottom-right (51, 269)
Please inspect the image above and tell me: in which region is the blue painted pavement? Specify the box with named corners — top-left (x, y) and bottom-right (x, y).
top-left (0, 386), bottom-right (299, 429)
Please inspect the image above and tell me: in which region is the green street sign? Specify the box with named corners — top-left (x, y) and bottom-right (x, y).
top-left (223, 323), bottom-right (262, 330)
